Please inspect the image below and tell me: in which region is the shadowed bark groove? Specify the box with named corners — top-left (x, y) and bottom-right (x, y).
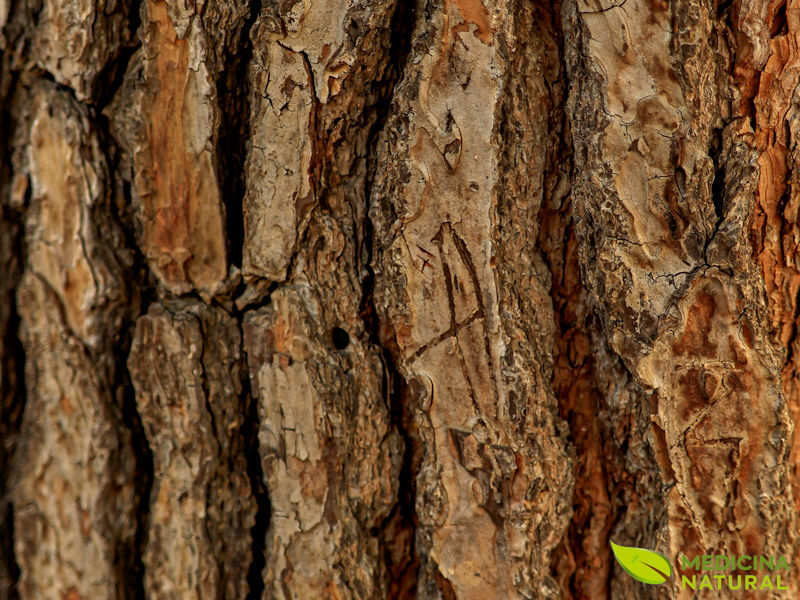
top-left (533, 6), bottom-right (617, 594)
top-left (362, 0), bottom-right (421, 597)
top-left (0, 55), bottom-right (24, 598)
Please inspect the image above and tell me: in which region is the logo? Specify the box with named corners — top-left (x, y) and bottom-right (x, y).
top-left (610, 541), bottom-right (791, 591)
top-left (610, 541), bottom-right (672, 585)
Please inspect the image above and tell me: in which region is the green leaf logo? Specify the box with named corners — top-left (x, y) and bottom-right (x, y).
top-left (610, 541), bottom-right (672, 585)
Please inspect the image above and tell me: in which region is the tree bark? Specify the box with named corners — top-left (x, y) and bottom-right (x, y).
top-left (2, 0), bottom-right (800, 598)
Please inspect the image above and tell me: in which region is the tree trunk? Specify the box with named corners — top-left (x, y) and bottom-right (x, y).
top-left (1, 0), bottom-right (799, 598)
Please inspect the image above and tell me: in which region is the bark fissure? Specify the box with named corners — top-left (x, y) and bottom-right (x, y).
top-left (0, 53), bottom-right (24, 599)
top-left (360, 0), bottom-right (422, 595)
top-left (0, 208), bottom-right (25, 600)
top-left (532, 3), bottom-right (622, 597)
top-left (116, 329), bottom-right (154, 600)
top-left (94, 0), bottom-right (143, 113)
top-left (237, 315), bottom-right (270, 600)
top-left (105, 91), bottom-right (156, 600)
top-left (217, 0), bottom-right (262, 270)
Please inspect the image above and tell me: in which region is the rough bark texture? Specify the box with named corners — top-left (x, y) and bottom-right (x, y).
top-left (3, 0), bottom-right (800, 599)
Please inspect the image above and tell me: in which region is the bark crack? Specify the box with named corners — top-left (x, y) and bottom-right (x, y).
top-left (217, 0), bottom-right (263, 269)
top-left (116, 322), bottom-right (154, 600)
top-left (0, 202), bottom-right (25, 600)
top-left (236, 315), bottom-right (270, 600)
top-left (359, 0), bottom-right (419, 595)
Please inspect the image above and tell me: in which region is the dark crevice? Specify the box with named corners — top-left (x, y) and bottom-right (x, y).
top-left (359, 0), bottom-right (419, 596)
top-left (770, 0), bottom-right (789, 37)
top-left (216, 0), bottom-right (263, 269)
top-left (703, 127), bottom-right (726, 264)
top-left (109, 162), bottom-right (155, 600)
top-left (0, 55), bottom-right (25, 600)
top-left (709, 128), bottom-right (726, 221)
top-left (2, 503), bottom-right (20, 600)
top-left (537, 0), bottom-right (622, 597)
top-left (716, 0), bottom-right (734, 19)
top-left (94, 0), bottom-right (143, 112)
top-left (0, 224), bottom-right (25, 600)
top-left (239, 336), bottom-right (270, 600)
top-left (97, 73), bottom-right (155, 599)
top-left (115, 324), bottom-right (154, 600)
top-left (215, 2), bottom-right (272, 596)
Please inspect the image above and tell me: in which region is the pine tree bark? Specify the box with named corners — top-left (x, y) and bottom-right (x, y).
top-left (2, 0), bottom-right (800, 599)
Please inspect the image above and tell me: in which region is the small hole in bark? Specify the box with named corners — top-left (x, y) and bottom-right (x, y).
top-left (332, 327), bottom-right (350, 350)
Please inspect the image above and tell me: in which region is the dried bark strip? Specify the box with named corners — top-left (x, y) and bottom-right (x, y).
top-left (240, 0), bottom-right (407, 597)
top-left (564, 0), bottom-right (797, 597)
top-left (371, 0), bottom-right (574, 597)
top-left (128, 302), bottom-right (255, 599)
top-left (106, 0), bottom-right (250, 296)
top-left (11, 84), bottom-right (139, 599)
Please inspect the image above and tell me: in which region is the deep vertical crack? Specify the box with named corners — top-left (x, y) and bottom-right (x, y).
top-left (216, 0), bottom-right (263, 269)
top-left (95, 0), bottom-right (143, 113)
top-left (115, 326), bottom-right (154, 600)
top-left (359, 0), bottom-right (419, 596)
top-left (239, 326), bottom-right (270, 600)
top-left (703, 127), bottom-right (726, 264)
top-left (0, 55), bottom-right (24, 600)
top-left (0, 211), bottom-right (25, 600)
top-left (533, 0), bottom-right (617, 597)
top-left (100, 80), bottom-right (155, 599)
top-left (215, 2), bottom-right (272, 596)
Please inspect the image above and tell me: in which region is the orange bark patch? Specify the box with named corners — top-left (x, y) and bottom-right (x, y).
top-left (671, 291), bottom-right (717, 358)
top-left (141, 0), bottom-right (226, 294)
top-left (446, 0), bottom-right (493, 44)
top-left (746, 0), bottom-right (800, 540)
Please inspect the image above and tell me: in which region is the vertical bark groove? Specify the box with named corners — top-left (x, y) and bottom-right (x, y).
top-left (0, 51), bottom-right (24, 600)
top-left (363, 1), bottom-right (421, 596)
top-left (239, 333), bottom-right (270, 600)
